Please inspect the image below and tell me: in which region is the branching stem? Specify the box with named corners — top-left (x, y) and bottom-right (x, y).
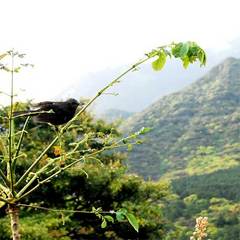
top-left (15, 53), bottom-right (156, 189)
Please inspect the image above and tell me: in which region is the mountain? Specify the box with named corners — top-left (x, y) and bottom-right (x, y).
top-left (124, 57), bottom-right (240, 180)
top-left (58, 41), bottom-right (240, 113)
top-left (97, 109), bottom-right (134, 123)
top-left (59, 61), bottom-right (208, 113)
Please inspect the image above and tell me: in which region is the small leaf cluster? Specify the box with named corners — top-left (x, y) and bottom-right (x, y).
top-left (91, 207), bottom-right (114, 229)
top-left (150, 41), bottom-right (206, 71)
top-left (116, 208), bottom-right (139, 232)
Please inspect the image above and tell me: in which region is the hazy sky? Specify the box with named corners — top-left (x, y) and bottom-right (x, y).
top-left (1, 0), bottom-right (240, 103)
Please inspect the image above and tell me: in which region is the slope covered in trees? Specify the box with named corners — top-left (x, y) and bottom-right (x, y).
top-left (125, 57), bottom-right (240, 180)
top-left (0, 107), bottom-right (172, 239)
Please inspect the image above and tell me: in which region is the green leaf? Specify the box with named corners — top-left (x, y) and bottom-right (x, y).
top-left (116, 212), bottom-right (125, 221)
top-left (182, 56), bottom-right (190, 69)
top-left (197, 49), bottom-right (207, 66)
top-left (139, 127), bottom-right (152, 135)
top-left (151, 51), bottom-right (166, 71)
top-left (104, 215), bottom-right (114, 223)
top-left (179, 42), bottom-right (189, 57)
top-left (125, 213), bottom-right (139, 232)
top-left (101, 219), bottom-right (107, 228)
top-left (116, 209), bottom-right (127, 222)
top-left (171, 43), bottom-right (183, 57)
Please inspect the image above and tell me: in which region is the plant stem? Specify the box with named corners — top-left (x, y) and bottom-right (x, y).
top-left (15, 52), bottom-right (155, 190)
top-left (8, 51), bottom-right (15, 195)
top-left (17, 142), bottom-right (134, 200)
top-left (13, 116), bottom-right (30, 170)
top-left (0, 169), bottom-right (10, 186)
top-left (17, 203), bottom-right (115, 215)
top-left (15, 135), bottom-right (58, 187)
top-left (8, 204), bottom-right (21, 240)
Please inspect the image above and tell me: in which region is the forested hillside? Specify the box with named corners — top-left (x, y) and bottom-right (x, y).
top-left (125, 57), bottom-right (240, 180)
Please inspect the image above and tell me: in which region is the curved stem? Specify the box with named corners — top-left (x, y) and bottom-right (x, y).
top-left (15, 52), bottom-right (157, 189)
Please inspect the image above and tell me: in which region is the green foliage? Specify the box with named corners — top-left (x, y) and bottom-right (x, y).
top-left (172, 166), bottom-right (240, 201)
top-left (164, 194), bottom-right (240, 240)
top-left (125, 57), bottom-right (240, 180)
top-left (0, 108), bottom-right (171, 239)
top-left (0, 43), bottom-right (206, 239)
top-left (115, 208), bottom-right (139, 232)
top-left (171, 42), bottom-right (206, 68)
top-left (152, 50), bottom-right (167, 71)
top-left (0, 213), bottom-right (71, 240)
top-left (149, 41), bottom-right (206, 71)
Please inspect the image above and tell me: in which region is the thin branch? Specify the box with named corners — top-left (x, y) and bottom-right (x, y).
top-left (0, 169), bottom-right (10, 186)
top-left (15, 137), bottom-right (88, 193)
top-left (13, 116), bottom-right (30, 166)
top-left (15, 135), bottom-right (59, 187)
top-left (15, 51), bottom-right (157, 189)
top-left (17, 142), bottom-right (135, 200)
top-left (0, 182), bottom-right (10, 195)
top-left (17, 203), bottom-right (115, 215)
top-left (8, 51), bottom-right (15, 195)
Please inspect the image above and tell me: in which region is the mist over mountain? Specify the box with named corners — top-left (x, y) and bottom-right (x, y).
top-left (123, 57), bottom-right (240, 180)
top-left (98, 109), bottom-right (134, 123)
top-left (59, 41), bottom-right (240, 113)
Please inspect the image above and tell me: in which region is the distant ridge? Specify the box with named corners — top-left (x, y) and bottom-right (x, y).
top-left (97, 109), bottom-right (134, 123)
top-left (124, 57), bottom-right (240, 180)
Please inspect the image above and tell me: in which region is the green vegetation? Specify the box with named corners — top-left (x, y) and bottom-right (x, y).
top-left (0, 44), bottom-right (206, 239)
top-left (1, 45), bottom-right (240, 239)
top-left (121, 57), bottom-right (240, 239)
top-left (164, 194), bottom-right (240, 240)
top-left (172, 166), bottom-right (240, 201)
top-left (0, 105), bottom-right (173, 239)
top-left (125, 57), bottom-right (240, 180)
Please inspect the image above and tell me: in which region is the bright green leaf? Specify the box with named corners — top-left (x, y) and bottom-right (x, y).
top-left (125, 213), bottom-right (139, 232)
top-left (179, 42), bottom-right (189, 57)
top-left (152, 51), bottom-right (166, 71)
top-left (198, 49), bottom-right (207, 66)
top-left (101, 219), bottom-right (107, 228)
top-left (116, 209), bottom-right (127, 221)
top-left (116, 212), bottom-right (125, 222)
top-left (139, 127), bottom-right (152, 135)
top-left (182, 56), bottom-right (190, 69)
top-left (104, 215), bottom-right (114, 223)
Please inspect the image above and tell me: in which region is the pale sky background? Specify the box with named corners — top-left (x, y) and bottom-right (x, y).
top-left (1, 0), bottom-right (240, 104)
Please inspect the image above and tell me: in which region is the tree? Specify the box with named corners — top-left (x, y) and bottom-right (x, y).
top-left (0, 43), bottom-right (206, 239)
